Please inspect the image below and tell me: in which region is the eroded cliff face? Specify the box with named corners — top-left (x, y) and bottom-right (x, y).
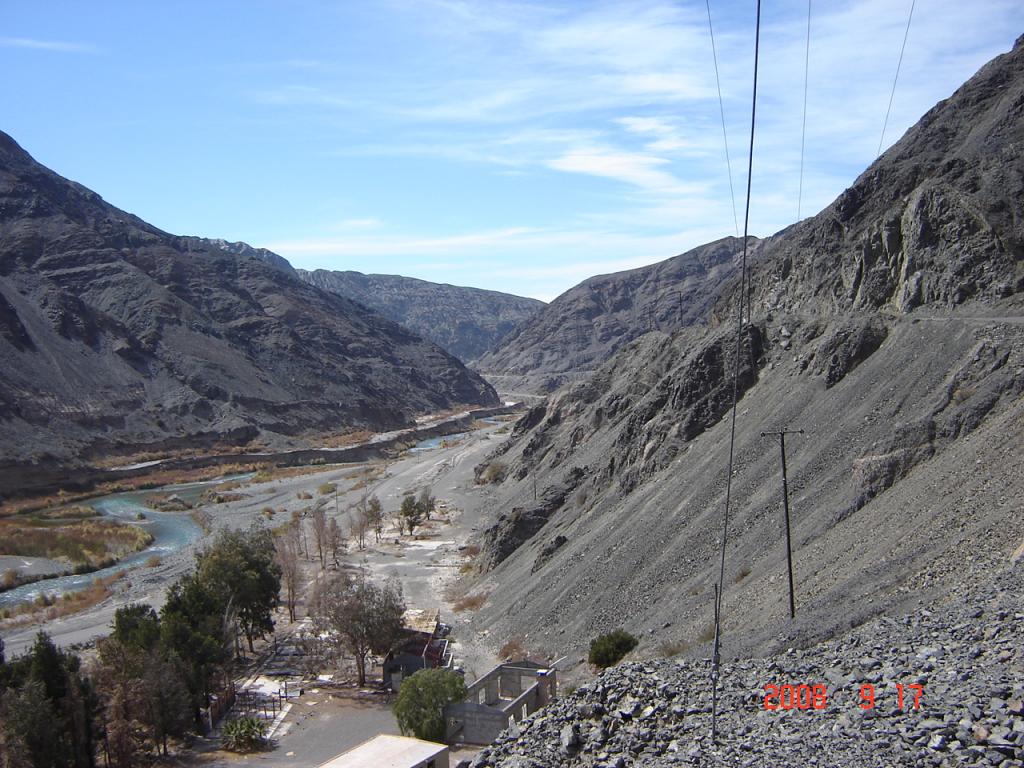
top-left (463, 37), bottom-right (1024, 664)
top-left (0, 131), bottom-right (498, 484)
top-left (298, 268), bottom-right (544, 364)
top-left (475, 237), bottom-right (751, 393)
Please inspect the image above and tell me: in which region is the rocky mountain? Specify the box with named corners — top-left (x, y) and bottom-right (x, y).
top-left (474, 237), bottom-right (750, 393)
top-left (297, 268), bottom-right (544, 363)
top-left (197, 237), bottom-right (297, 275)
top-left (463, 35), bottom-right (1024, 683)
top-left (0, 131), bottom-right (498, 491)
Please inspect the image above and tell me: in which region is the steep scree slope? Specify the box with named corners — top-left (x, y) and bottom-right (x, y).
top-left (0, 132), bottom-right (498, 488)
top-left (464, 37), bottom-right (1024, 668)
top-left (298, 269), bottom-right (544, 363)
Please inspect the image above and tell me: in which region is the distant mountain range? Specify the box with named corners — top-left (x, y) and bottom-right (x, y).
top-left (474, 236), bottom-right (751, 392)
top-left (297, 269), bottom-right (544, 363)
top-left (0, 130), bottom-right (498, 488)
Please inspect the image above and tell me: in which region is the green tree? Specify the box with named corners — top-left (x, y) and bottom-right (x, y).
top-left (112, 604), bottom-right (160, 651)
top-left (416, 487), bottom-right (436, 521)
top-left (312, 574), bottom-right (405, 686)
top-left (159, 573), bottom-right (232, 717)
top-left (366, 495), bottom-right (384, 541)
top-left (0, 633), bottom-right (97, 768)
top-left (400, 494), bottom-right (424, 535)
top-left (588, 629), bottom-right (638, 669)
top-left (393, 668), bottom-right (466, 743)
top-left (195, 525), bottom-right (281, 652)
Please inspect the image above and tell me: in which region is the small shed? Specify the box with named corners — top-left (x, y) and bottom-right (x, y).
top-left (317, 734), bottom-right (449, 768)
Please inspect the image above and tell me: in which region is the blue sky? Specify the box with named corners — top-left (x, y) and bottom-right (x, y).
top-left (2, 1), bottom-right (1021, 300)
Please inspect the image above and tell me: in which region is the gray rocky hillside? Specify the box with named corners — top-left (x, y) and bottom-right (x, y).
top-left (298, 268), bottom-right (544, 363)
top-left (0, 131), bottom-right (498, 493)
top-left (196, 237), bottom-right (298, 275)
top-left (471, 561), bottom-right (1023, 766)
top-left (461, 35), bottom-right (1024, 689)
top-left (474, 236), bottom-right (750, 394)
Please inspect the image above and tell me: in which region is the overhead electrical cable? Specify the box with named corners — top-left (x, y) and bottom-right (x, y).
top-left (710, 0), bottom-right (761, 742)
top-left (797, 0), bottom-right (812, 220)
top-left (706, 0), bottom-right (740, 237)
top-left (877, 0), bottom-right (916, 157)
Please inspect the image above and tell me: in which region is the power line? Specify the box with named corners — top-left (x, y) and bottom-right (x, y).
top-left (877, 0), bottom-right (917, 157)
top-left (706, 0), bottom-right (739, 237)
top-left (796, 0), bottom-right (811, 221)
top-left (711, 0), bottom-right (761, 743)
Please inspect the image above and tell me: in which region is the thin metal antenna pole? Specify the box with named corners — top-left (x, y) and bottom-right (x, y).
top-left (711, 583), bottom-right (720, 740)
top-left (761, 428), bottom-right (803, 618)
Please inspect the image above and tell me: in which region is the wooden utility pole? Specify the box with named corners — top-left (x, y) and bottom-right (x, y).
top-left (760, 428), bottom-right (803, 619)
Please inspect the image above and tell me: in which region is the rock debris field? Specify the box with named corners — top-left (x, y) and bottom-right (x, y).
top-left (470, 563), bottom-right (1023, 767)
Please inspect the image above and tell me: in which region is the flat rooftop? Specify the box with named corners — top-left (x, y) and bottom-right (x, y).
top-left (317, 734), bottom-right (447, 767)
top-left (403, 607), bottom-right (440, 635)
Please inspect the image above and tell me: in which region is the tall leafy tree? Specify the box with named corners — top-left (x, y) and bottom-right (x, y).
top-left (0, 633), bottom-right (97, 768)
top-left (312, 574), bottom-right (405, 686)
top-left (160, 572), bottom-right (232, 716)
top-left (393, 668), bottom-right (466, 742)
top-left (195, 525), bottom-right (281, 652)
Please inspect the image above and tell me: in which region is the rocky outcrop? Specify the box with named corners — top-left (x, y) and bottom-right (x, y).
top-left (475, 237), bottom-right (750, 393)
top-left (297, 269), bottom-right (543, 363)
top-left (470, 563), bottom-right (1024, 766)
top-left (0, 130), bottom-right (498, 482)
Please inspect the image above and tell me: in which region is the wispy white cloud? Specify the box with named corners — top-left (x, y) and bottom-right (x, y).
top-left (547, 146), bottom-right (705, 196)
top-left (246, 0), bottom-right (1022, 297)
top-left (0, 37), bottom-right (98, 53)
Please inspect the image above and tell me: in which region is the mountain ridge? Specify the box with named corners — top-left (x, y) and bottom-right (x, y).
top-left (0, 130), bottom-right (498, 490)
top-left (297, 268), bottom-right (544, 363)
top-left (462, 33), bottom-right (1024, 674)
top-left (475, 236), bottom-right (754, 393)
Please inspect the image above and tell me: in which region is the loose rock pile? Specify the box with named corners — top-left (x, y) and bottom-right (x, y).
top-left (470, 564), bottom-right (1023, 767)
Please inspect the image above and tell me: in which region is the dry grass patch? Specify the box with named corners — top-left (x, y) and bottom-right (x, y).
top-left (316, 429), bottom-right (376, 449)
top-left (499, 638), bottom-right (527, 660)
top-left (0, 517), bottom-right (153, 570)
top-left (0, 572), bottom-right (125, 625)
top-left (657, 638), bottom-right (691, 657)
top-left (453, 592), bottom-right (489, 612)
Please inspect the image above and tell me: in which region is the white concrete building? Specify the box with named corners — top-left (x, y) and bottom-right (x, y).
top-left (317, 734), bottom-right (449, 768)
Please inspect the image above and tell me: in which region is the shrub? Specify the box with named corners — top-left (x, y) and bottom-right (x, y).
top-left (478, 461), bottom-right (507, 484)
top-left (498, 638), bottom-right (526, 660)
top-left (588, 629), bottom-right (638, 668)
top-left (658, 638), bottom-right (691, 657)
top-left (221, 716), bottom-right (267, 752)
top-left (297, 491), bottom-right (313, 500)
top-left (317, 483), bottom-right (336, 496)
top-left (393, 668), bottom-right (467, 742)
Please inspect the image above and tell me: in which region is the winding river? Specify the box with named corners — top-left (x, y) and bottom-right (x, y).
top-left (0, 473), bottom-right (254, 608)
top-left (0, 421), bottom-right (477, 608)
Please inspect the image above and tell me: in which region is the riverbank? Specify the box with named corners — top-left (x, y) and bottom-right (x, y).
top-left (0, 413), bottom-right (518, 668)
top-left (0, 404), bottom-right (522, 512)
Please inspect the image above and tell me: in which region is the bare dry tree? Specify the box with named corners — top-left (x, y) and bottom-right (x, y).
top-left (274, 525), bottom-right (301, 622)
top-left (349, 507), bottom-right (369, 550)
top-left (326, 517), bottom-right (346, 567)
top-left (309, 500), bottom-right (328, 570)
